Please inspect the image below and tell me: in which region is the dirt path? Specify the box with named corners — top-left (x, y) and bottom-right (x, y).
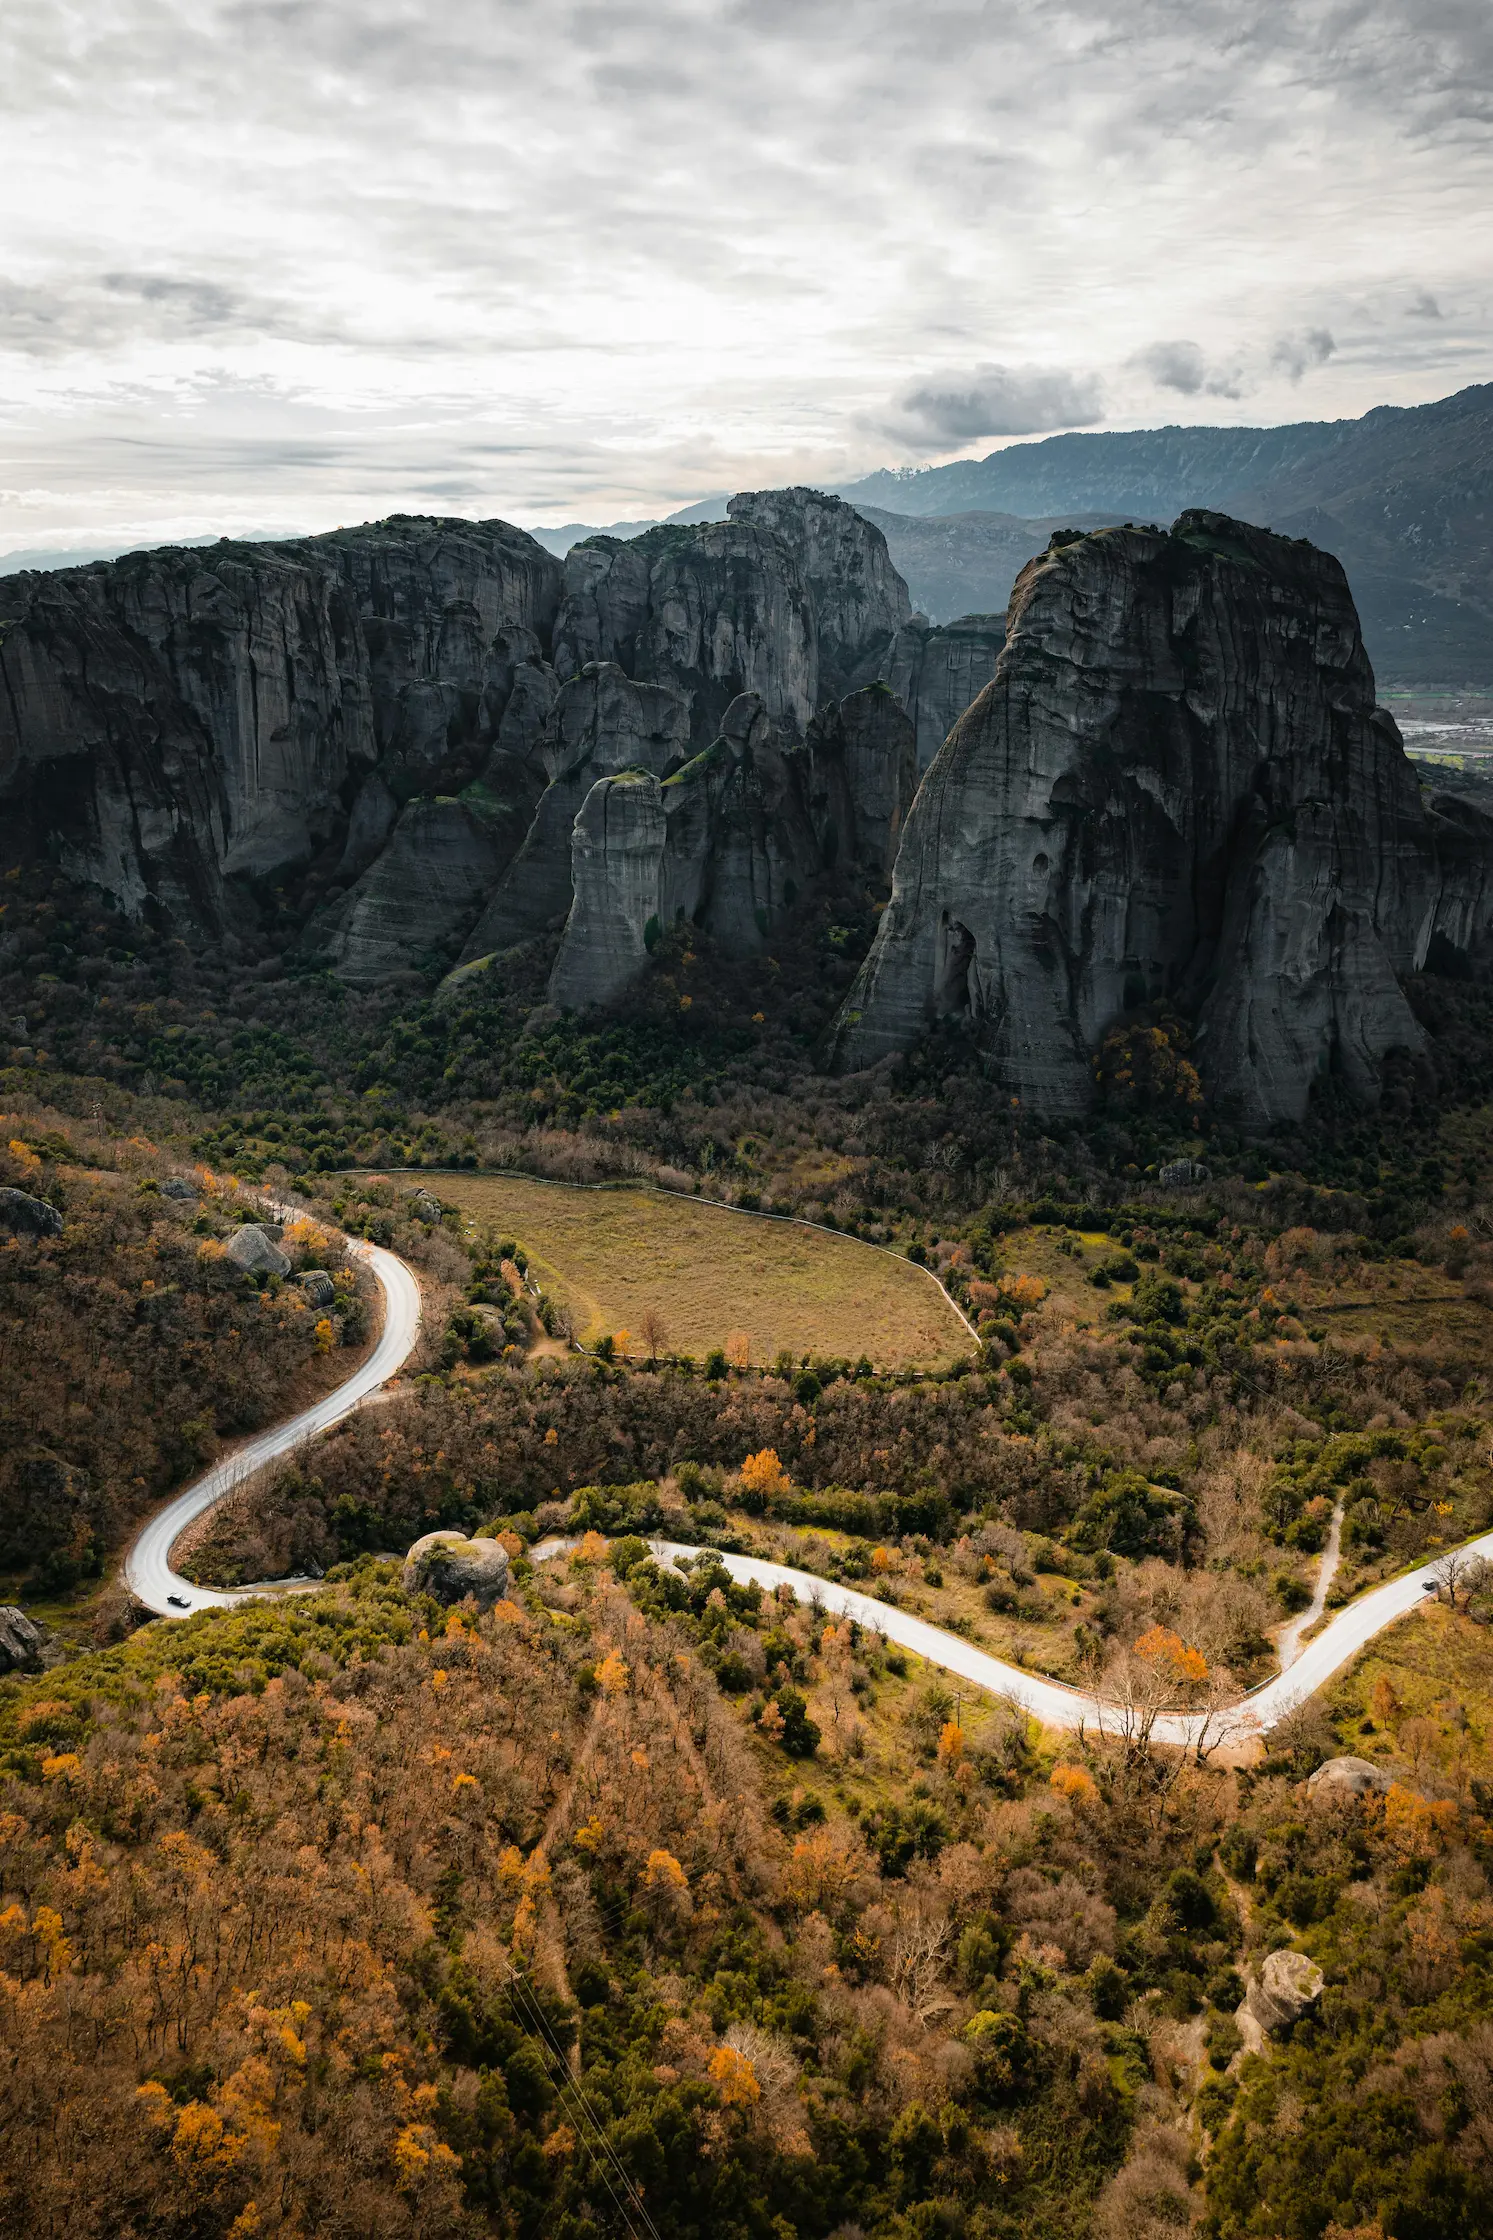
top-left (1275, 1499), bottom-right (1345, 1670)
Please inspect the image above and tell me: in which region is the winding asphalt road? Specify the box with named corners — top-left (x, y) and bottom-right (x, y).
top-left (124, 1237), bottom-right (421, 1617)
top-left (123, 1234), bottom-right (1478, 1745)
top-left (594, 1533), bottom-right (1470, 1749)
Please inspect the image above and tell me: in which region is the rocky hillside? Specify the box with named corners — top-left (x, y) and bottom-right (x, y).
top-left (832, 512), bottom-right (1493, 1125)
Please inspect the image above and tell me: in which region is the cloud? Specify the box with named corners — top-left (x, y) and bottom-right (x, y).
top-left (891, 364), bottom-right (1105, 445)
top-left (1134, 340), bottom-right (1245, 400)
top-left (0, 270), bottom-right (317, 358)
top-left (0, 0), bottom-right (1490, 540)
top-left (1269, 326), bottom-right (1337, 382)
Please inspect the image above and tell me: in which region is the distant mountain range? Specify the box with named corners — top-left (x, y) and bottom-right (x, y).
top-left (836, 384), bottom-right (1493, 687)
top-left (524, 387), bottom-right (1493, 685)
top-left (526, 495), bottom-right (730, 556)
top-left (6, 385), bottom-right (1490, 685)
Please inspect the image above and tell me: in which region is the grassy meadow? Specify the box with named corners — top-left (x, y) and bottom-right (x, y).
top-left (422, 1172), bottom-right (973, 1370)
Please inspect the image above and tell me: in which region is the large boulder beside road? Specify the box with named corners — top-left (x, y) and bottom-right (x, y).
top-left (225, 1224), bottom-right (292, 1278)
top-left (1307, 1755), bottom-right (1393, 1802)
top-left (402, 1531), bottom-right (511, 1609)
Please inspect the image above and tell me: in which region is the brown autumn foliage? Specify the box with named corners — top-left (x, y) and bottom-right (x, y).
top-left (0, 1124), bottom-right (369, 1591)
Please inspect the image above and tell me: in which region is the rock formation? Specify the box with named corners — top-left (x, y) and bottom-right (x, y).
top-left (225, 1224), bottom-right (292, 1278)
top-left (402, 1530), bottom-right (511, 1608)
top-left (832, 513), bottom-right (1493, 1125)
top-left (457, 663), bottom-right (692, 964)
top-left (805, 685), bottom-right (919, 876)
top-left (552, 518), bottom-right (818, 750)
top-left (1306, 1755), bottom-right (1393, 1801)
top-left (0, 516), bottom-right (562, 930)
top-left (0, 1607), bottom-right (48, 1675)
top-left (547, 686), bottom-right (919, 1011)
top-left (0, 1188), bottom-right (63, 1239)
top-left (3, 490), bottom-right (998, 999)
top-left (727, 488), bottom-right (912, 700)
top-left (321, 794), bottom-right (517, 985)
top-left (1244, 1949), bottom-right (1324, 2036)
top-left (880, 612), bottom-right (1008, 772)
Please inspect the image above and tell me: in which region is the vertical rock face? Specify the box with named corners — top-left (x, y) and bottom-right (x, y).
top-left (0, 517), bottom-right (561, 928)
top-left (321, 797), bottom-right (514, 986)
top-left (551, 519), bottom-right (818, 748)
top-left (548, 772), bottom-right (670, 1011)
top-left (806, 685), bottom-right (919, 875)
top-left (457, 663), bottom-right (691, 964)
top-left (4, 491), bottom-right (968, 997)
top-left (727, 488), bottom-right (912, 699)
top-left (832, 513), bottom-right (1493, 1124)
top-left (546, 685), bottom-right (916, 1011)
top-left (881, 613), bottom-right (1008, 772)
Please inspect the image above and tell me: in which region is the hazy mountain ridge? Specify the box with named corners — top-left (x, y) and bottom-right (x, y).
top-left (837, 384), bottom-right (1493, 686)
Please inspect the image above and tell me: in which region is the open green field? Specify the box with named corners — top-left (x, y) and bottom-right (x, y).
top-left (427, 1174), bottom-right (973, 1370)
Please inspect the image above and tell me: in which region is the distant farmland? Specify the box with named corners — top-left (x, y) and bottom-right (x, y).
top-left (426, 1174), bottom-right (973, 1371)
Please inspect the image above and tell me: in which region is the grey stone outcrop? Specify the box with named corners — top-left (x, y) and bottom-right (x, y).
top-left (831, 513), bottom-right (1493, 1125)
top-left (0, 1606), bottom-right (48, 1674)
top-left (225, 1224), bottom-right (292, 1277)
top-left (295, 1269), bottom-right (336, 1308)
top-left (0, 1188), bottom-right (63, 1238)
top-left (1306, 1755), bottom-right (1393, 1801)
top-left (458, 664), bottom-right (690, 963)
top-left (402, 1530), bottom-right (511, 1608)
top-left (552, 518), bottom-right (817, 751)
top-left (547, 682), bottom-right (922, 1013)
top-left (727, 488), bottom-right (912, 700)
top-left (0, 516), bottom-right (561, 932)
top-left (323, 795), bottom-right (517, 985)
top-left (880, 612), bottom-right (1007, 772)
top-left (549, 689), bottom-right (889, 1012)
top-left (805, 684), bottom-right (919, 876)
top-left (1244, 1949), bottom-right (1324, 2035)
top-left (161, 1175), bottom-right (197, 1200)
top-left (408, 1189), bottom-right (443, 1225)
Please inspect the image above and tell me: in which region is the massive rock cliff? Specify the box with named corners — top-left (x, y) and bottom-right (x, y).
top-left (0, 490), bottom-right (970, 997)
top-left (881, 612), bottom-right (1008, 772)
top-left (550, 492), bottom-right (911, 752)
top-left (547, 685), bottom-right (918, 1011)
top-left (832, 513), bottom-right (1493, 1125)
top-left (727, 488), bottom-right (912, 700)
top-left (551, 519), bottom-right (817, 750)
top-left (454, 663), bottom-right (691, 966)
top-left (0, 517), bottom-right (562, 930)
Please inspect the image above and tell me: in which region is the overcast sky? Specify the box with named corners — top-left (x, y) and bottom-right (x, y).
top-left (2, 0), bottom-right (1490, 554)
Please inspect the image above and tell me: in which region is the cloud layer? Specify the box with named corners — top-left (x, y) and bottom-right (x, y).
top-left (1, 0), bottom-right (1490, 549)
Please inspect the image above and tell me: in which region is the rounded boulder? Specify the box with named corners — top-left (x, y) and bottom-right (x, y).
top-left (1245, 1949), bottom-right (1324, 2035)
top-left (1306, 1754), bottom-right (1392, 1802)
top-left (403, 1530), bottom-right (511, 1609)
